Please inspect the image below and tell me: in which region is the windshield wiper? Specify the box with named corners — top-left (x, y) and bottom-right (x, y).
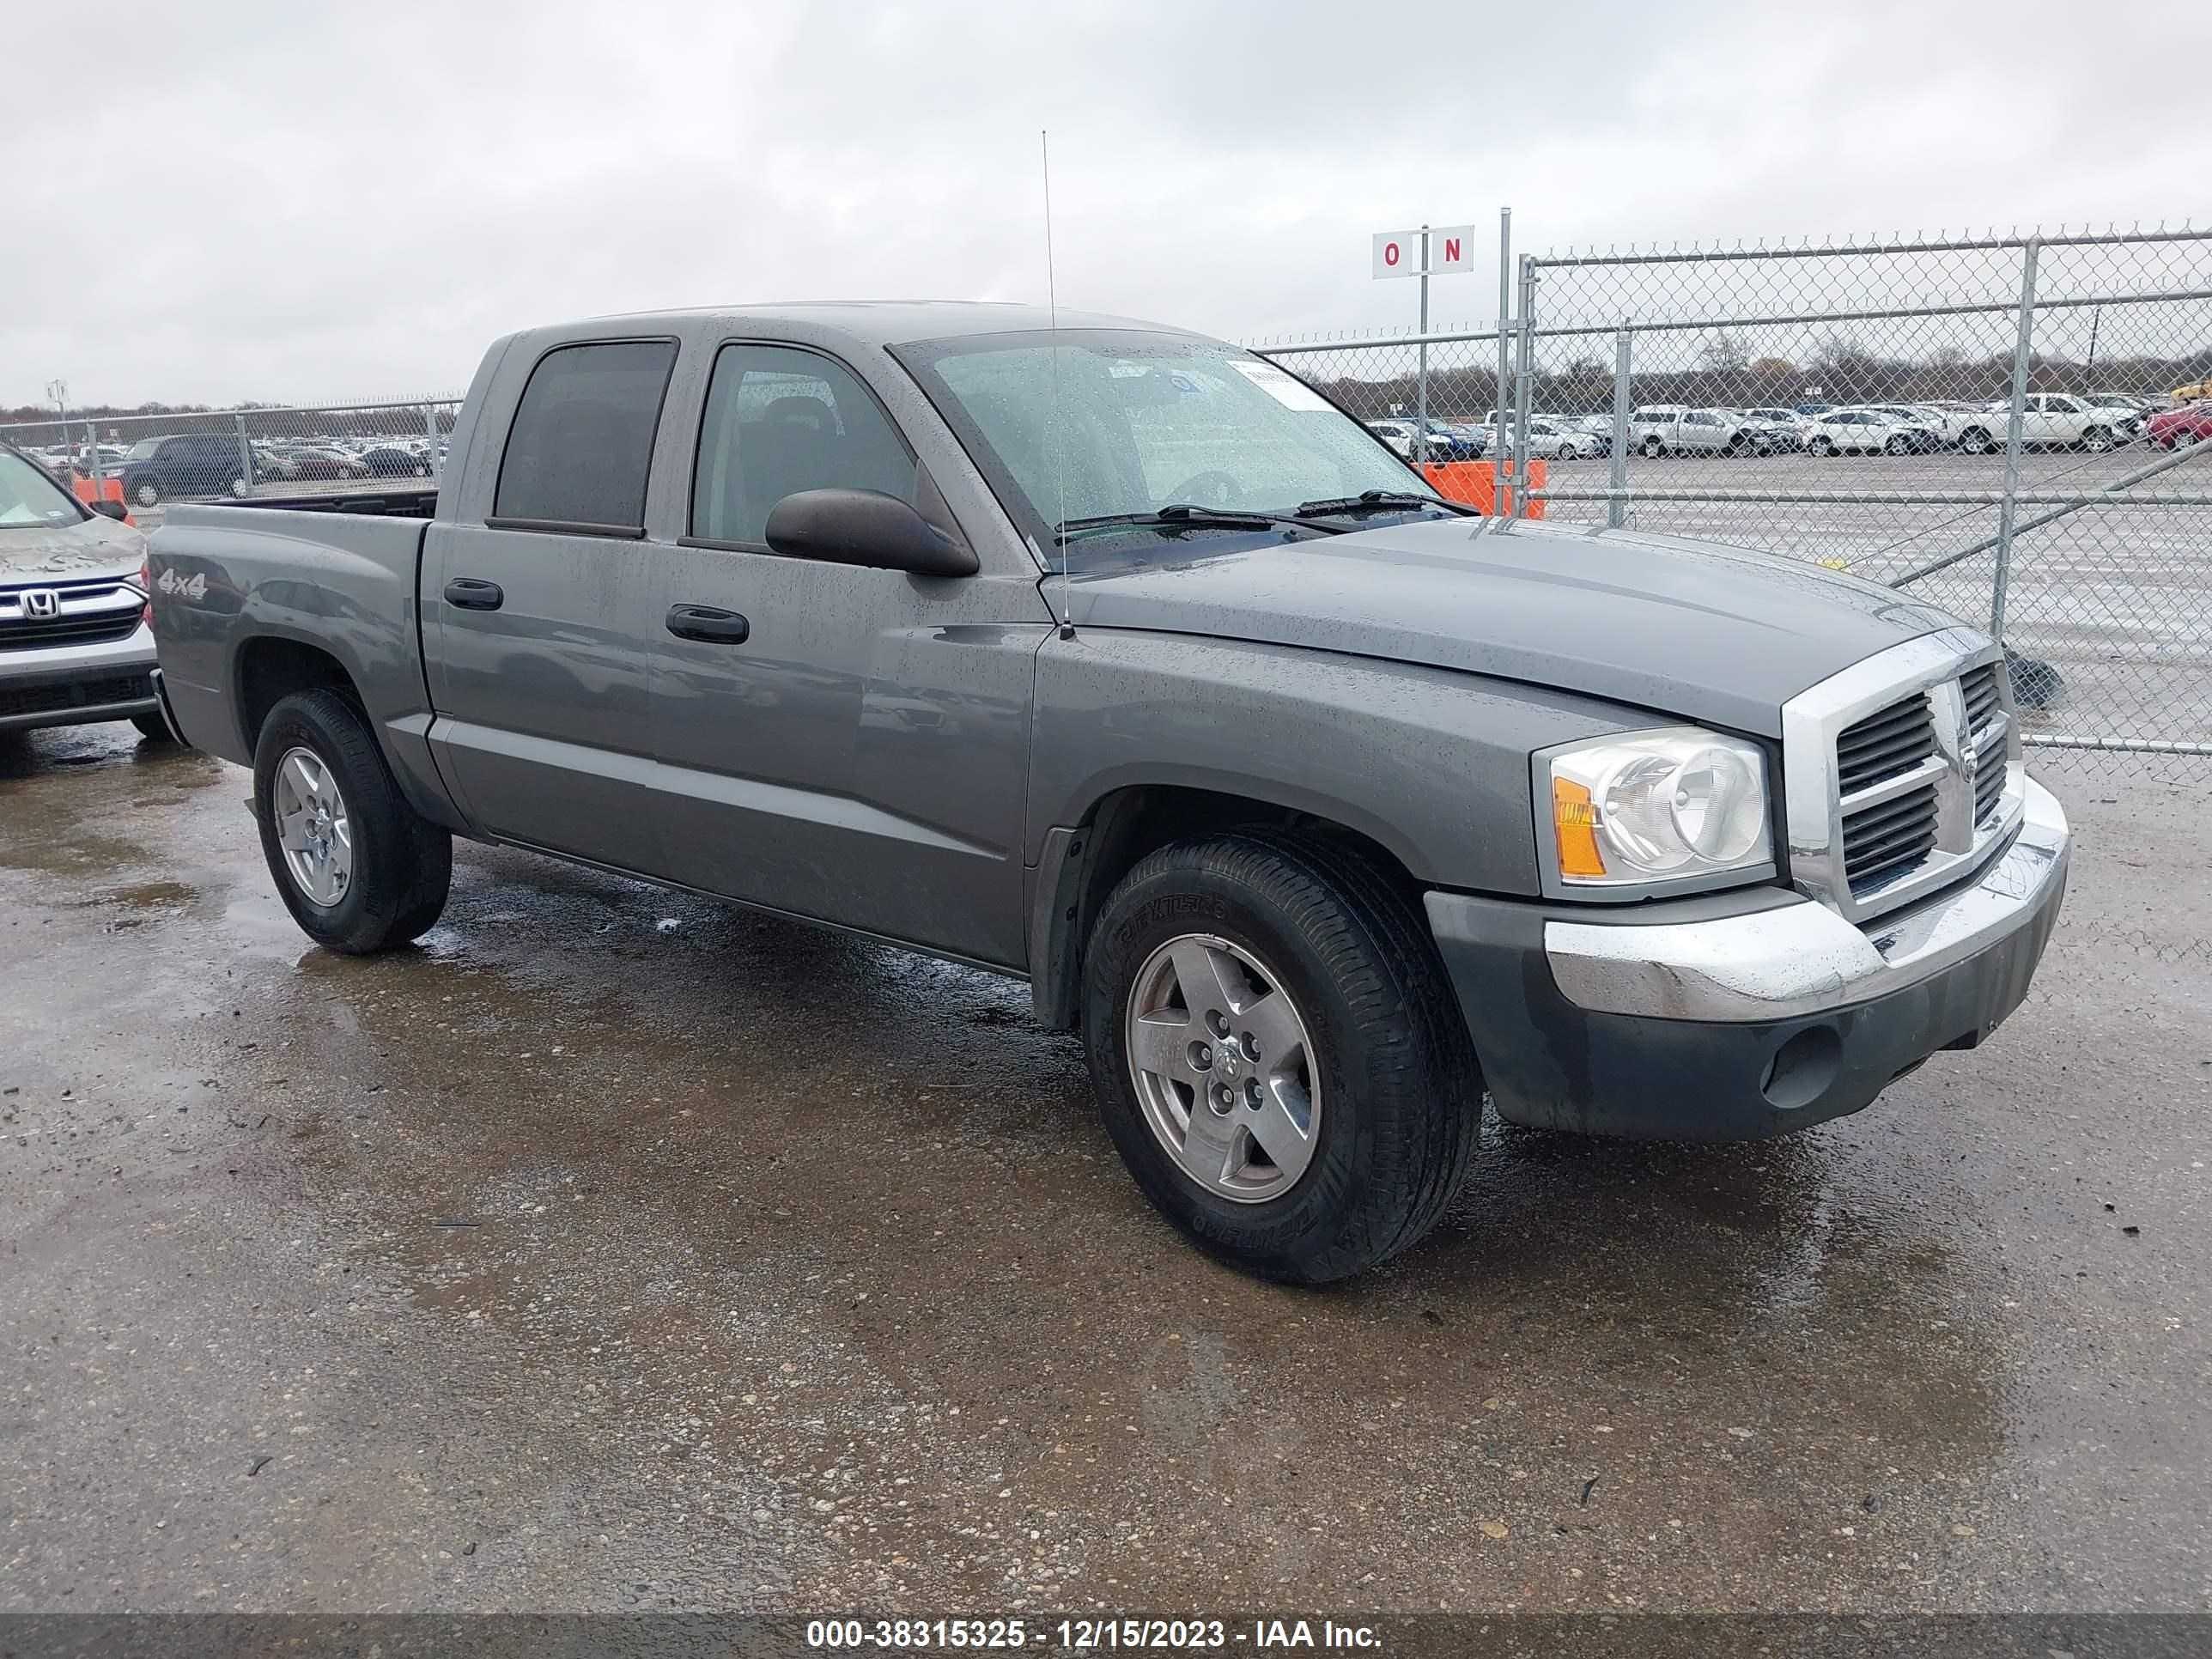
top-left (1294, 489), bottom-right (1474, 520)
top-left (1055, 502), bottom-right (1343, 544)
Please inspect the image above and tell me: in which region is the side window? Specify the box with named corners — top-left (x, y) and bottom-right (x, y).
top-left (494, 339), bottom-right (678, 531)
top-left (690, 343), bottom-right (917, 547)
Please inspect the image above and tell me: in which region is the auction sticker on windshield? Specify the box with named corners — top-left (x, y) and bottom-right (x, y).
top-left (1231, 359), bottom-right (1333, 412)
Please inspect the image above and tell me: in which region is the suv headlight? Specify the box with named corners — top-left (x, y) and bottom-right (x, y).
top-left (1537, 728), bottom-right (1773, 895)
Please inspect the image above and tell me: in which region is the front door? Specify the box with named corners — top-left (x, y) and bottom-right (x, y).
top-left (423, 337), bottom-right (677, 870)
top-left (646, 341), bottom-right (1048, 969)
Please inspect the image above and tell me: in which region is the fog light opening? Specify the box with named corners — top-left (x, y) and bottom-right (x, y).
top-left (1761, 1024), bottom-right (1842, 1111)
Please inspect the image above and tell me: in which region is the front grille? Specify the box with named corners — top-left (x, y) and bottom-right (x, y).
top-left (0, 611), bottom-right (141, 651)
top-left (1788, 639), bottom-right (2024, 925)
top-left (1960, 663), bottom-right (2001, 733)
top-left (0, 672), bottom-right (152, 720)
top-left (1837, 691), bottom-right (1936, 793)
top-left (1844, 780), bottom-right (1942, 892)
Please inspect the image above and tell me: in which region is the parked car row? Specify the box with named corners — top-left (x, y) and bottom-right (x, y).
top-left (1363, 392), bottom-right (2183, 468)
top-left (22, 432), bottom-right (444, 507)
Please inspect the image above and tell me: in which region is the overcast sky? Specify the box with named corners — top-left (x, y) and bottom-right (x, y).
top-left (8, 0), bottom-right (2209, 410)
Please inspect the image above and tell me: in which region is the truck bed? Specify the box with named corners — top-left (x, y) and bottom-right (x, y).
top-left (221, 487), bottom-right (440, 518)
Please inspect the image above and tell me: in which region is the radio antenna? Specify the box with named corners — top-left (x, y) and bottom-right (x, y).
top-left (1042, 128), bottom-right (1073, 641)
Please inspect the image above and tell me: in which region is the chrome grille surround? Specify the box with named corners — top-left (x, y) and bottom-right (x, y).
top-left (1781, 628), bottom-right (2026, 924)
top-left (0, 575), bottom-right (145, 652)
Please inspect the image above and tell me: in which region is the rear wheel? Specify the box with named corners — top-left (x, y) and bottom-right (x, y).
top-left (1810, 435), bottom-right (1836, 457)
top-left (2081, 425), bottom-right (2113, 453)
top-left (131, 478), bottom-right (161, 507)
top-left (252, 688), bottom-right (451, 954)
top-left (1641, 435), bottom-right (1664, 459)
top-left (1959, 426), bottom-right (1994, 455)
top-left (1082, 830), bottom-right (1481, 1284)
top-left (1885, 434), bottom-right (1910, 456)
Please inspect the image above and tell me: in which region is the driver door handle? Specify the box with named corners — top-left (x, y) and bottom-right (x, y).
top-left (666, 603), bottom-right (750, 644)
top-left (443, 577), bottom-right (504, 611)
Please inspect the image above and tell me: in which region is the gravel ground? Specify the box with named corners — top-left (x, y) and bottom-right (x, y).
top-left (2, 720), bottom-right (2209, 1615)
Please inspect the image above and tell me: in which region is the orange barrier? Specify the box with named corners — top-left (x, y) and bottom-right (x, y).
top-left (70, 471), bottom-right (136, 526)
top-left (1420, 459), bottom-right (1547, 518)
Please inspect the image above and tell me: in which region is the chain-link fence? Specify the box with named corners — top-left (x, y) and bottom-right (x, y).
top-left (0, 398), bottom-right (462, 522)
top-left (1258, 222), bottom-right (2212, 774)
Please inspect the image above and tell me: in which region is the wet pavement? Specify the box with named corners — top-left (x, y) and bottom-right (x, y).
top-left (3, 721), bottom-right (2208, 1614)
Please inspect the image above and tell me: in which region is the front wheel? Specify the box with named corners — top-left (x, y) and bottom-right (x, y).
top-left (1959, 427), bottom-right (1994, 455)
top-left (1083, 831), bottom-right (1481, 1284)
top-left (1640, 436), bottom-right (1664, 459)
top-left (1809, 435), bottom-right (1836, 457)
top-left (2081, 426), bottom-right (2113, 453)
top-left (252, 688), bottom-right (452, 954)
top-left (1885, 434), bottom-right (1910, 456)
top-left (131, 479), bottom-right (161, 507)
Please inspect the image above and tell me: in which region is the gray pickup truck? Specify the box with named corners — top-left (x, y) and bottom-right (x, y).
top-left (146, 303), bottom-right (2070, 1283)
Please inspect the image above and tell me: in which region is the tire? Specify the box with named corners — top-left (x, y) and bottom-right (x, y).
top-left (129, 711), bottom-right (176, 744)
top-left (1557, 442), bottom-right (1576, 461)
top-left (252, 688), bottom-right (451, 954)
top-left (1959, 427), bottom-right (1994, 455)
top-left (1082, 830), bottom-right (1482, 1284)
top-left (1809, 435), bottom-right (1835, 457)
top-left (1640, 436), bottom-right (1664, 459)
top-left (2081, 426), bottom-right (2112, 453)
top-left (1724, 435), bottom-right (1747, 458)
top-left (1885, 434), bottom-right (1909, 456)
top-left (131, 478), bottom-right (161, 507)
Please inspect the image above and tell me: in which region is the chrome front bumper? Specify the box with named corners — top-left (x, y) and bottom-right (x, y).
top-left (1546, 777), bottom-right (2070, 1023)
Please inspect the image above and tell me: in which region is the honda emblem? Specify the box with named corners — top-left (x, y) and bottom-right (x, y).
top-left (21, 589), bottom-right (59, 619)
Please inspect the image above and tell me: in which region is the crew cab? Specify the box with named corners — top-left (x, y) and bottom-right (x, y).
top-left (145, 304), bottom-right (2071, 1284)
top-left (1, 441), bottom-right (169, 740)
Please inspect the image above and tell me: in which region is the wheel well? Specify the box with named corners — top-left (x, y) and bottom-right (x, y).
top-left (235, 637), bottom-right (362, 750)
top-left (1035, 784), bottom-right (1423, 1031)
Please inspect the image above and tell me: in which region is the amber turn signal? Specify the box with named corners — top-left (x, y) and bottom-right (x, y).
top-left (1553, 777), bottom-right (1607, 878)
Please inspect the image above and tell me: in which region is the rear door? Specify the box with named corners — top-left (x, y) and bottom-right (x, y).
top-left (643, 338), bottom-right (1049, 969)
top-left (422, 336), bottom-right (678, 868)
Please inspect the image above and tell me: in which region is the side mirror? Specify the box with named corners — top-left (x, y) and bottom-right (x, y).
top-left (763, 489), bottom-right (978, 578)
top-left (90, 500), bottom-right (129, 521)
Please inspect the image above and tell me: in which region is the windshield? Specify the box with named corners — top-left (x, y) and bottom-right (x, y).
top-left (891, 330), bottom-right (1437, 558)
top-left (0, 447), bottom-right (87, 529)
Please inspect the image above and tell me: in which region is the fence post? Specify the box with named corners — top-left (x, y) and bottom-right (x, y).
top-left (234, 411), bottom-right (255, 498)
top-left (1496, 206), bottom-right (1512, 445)
top-left (1510, 254), bottom-right (1536, 517)
top-left (1413, 225), bottom-right (1431, 465)
top-left (424, 404), bottom-right (441, 482)
top-left (1992, 237), bottom-right (2040, 641)
top-left (1608, 325), bottom-right (1632, 529)
top-left (84, 420), bottom-right (105, 495)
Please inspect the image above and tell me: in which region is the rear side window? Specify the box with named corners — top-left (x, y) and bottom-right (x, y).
top-left (495, 339), bottom-right (678, 531)
top-left (690, 343), bottom-right (916, 546)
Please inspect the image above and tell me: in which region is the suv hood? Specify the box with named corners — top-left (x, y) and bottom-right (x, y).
top-left (1063, 516), bottom-right (1966, 738)
top-left (0, 511), bottom-right (146, 580)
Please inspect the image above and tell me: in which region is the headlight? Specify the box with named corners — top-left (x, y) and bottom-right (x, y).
top-left (1540, 728), bottom-right (1773, 893)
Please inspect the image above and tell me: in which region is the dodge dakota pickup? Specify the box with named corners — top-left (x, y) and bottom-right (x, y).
top-left (146, 303), bottom-right (2071, 1283)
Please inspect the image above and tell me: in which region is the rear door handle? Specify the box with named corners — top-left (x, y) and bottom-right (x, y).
top-left (444, 577), bottom-right (504, 611)
top-left (665, 604), bottom-right (750, 644)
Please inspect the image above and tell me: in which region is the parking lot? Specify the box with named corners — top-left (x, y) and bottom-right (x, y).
top-left (4, 719), bottom-right (2208, 1613)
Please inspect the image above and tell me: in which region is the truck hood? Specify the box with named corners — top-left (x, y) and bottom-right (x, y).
top-left (1062, 515), bottom-right (1966, 738)
top-left (0, 512), bottom-right (146, 581)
